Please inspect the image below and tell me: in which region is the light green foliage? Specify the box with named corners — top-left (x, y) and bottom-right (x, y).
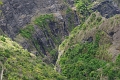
top-left (75, 0), bottom-right (90, 14)
top-left (75, 0), bottom-right (92, 21)
top-left (0, 1), bottom-right (3, 5)
top-left (20, 25), bottom-right (34, 39)
top-left (0, 36), bottom-right (66, 80)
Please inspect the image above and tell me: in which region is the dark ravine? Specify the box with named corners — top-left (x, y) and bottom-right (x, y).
top-left (92, 0), bottom-right (120, 18)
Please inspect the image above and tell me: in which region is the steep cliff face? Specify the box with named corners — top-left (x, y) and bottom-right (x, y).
top-left (0, 0), bottom-right (80, 63)
top-left (0, 0), bottom-right (63, 38)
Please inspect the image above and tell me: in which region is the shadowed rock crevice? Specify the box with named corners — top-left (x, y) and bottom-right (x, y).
top-left (93, 1), bottom-right (120, 18)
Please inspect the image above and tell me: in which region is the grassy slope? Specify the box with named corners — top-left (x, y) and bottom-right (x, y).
top-left (0, 36), bottom-right (66, 80)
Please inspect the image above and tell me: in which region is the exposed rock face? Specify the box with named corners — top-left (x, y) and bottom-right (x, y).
top-left (0, 0), bottom-right (66, 38)
top-left (0, 0), bottom-right (36, 38)
top-left (17, 10), bottom-right (80, 63)
top-left (0, 0), bottom-right (80, 63)
top-left (65, 0), bottom-right (74, 7)
top-left (93, 1), bottom-right (120, 18)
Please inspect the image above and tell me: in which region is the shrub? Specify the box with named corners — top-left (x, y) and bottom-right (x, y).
top-left (0, 1), bottom-right (3, 5)
top-left (97, 17), bottom-right (102, 22)
top-left (1, 36), bottom-right (6, 42)
top-left (34, 14), bottom-right (54, 28)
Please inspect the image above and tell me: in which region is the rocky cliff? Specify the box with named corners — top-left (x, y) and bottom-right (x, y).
top-left (92, 0), bottom-right (120, 18)
top-left (0, 0), bottom-right (64, 38)
top-left (0, 0), bottom-right (80, 63)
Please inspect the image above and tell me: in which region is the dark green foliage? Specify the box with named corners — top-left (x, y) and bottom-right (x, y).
top-left (1, 36), bottom-right (6, 42)
top-left (116, 54), bottom-right (120, 66)
top-left (60, 32), bottom-right (101, 79)
top-left (64, 7), bottom-right (76, 32)
top-left (32, 39), bottom-right (44, 57)
top-left (96, 17), bottom-right (102, 22)
top-left (50, 49), bottom-right (58, 63)
top-left (90, 13), bottom-right (96, 22)
top-left (20, 25), bottom-right (34, 39)
top-left (50, 49), bottom-right (57, 56)
top-left (66, 7), bottom-right (72, 14)
top-left (59, 31), bottom-right (120, 80)
top-left (60, 44), bottom-right (106, 80)
top-left (34, 14), bottom-right (62, 61)
top-left (34, 14), bottom-right (54, 28)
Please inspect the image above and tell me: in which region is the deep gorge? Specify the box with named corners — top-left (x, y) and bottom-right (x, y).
top-left (0, 0), bottom-right (120, 80)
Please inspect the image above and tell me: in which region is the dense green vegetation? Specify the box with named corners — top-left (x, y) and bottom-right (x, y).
top-left (0, 36), bottom-right (66, 80)
top-left (59, 31), bottom-right (120, 80)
